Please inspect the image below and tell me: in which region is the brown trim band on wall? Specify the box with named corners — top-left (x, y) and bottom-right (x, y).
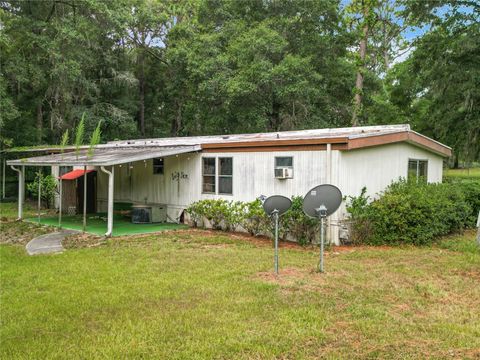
top-left (201, 137), bottom-right (349, 149)
top-left (202, 144), bottom-right (348, 153)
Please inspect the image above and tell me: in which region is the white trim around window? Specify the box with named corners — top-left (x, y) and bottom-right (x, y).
top-left (202, 157), bottom-right (233, 195)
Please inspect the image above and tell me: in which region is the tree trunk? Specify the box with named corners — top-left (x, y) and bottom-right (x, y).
top-left (383, 22), bottom-right (390, 70)
top-left (268, 97), bottom-right (281, 131)
top-left (352, 5), bottom-right (369, 127)
top-left (36, 102), bottom-right (43, 143)
top-left (138, 48), bottom-right (146, 137)
top-left (170, 100), bottom-right (182, 136)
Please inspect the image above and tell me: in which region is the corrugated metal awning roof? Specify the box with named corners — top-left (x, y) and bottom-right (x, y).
top-left (6, 145), bottom-right (201, 167)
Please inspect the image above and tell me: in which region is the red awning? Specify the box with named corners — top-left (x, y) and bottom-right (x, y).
top-left (59, 169), bottom-right (95, 180)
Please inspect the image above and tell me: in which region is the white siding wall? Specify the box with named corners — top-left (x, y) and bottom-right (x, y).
top-left (97, 151), bottom-right (329, 219)
top-left (199, 151), bottom-right (328, 201)
top-left (338, 142), bottom-right (443, 200)
top-left (95, 142), bottom-right (444, 244)
top-left (335, 143), bottom-right (444, 243)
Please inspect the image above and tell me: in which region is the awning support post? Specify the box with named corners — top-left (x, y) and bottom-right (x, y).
top-left (37, 170), bottom-right (42, 224)
top-left (10, 165), bottom-right (24, 220)
top-left (58, 177), bottom-right (62, 228)
top-left (2, 156), bottom-right (5, 199)
top-left (83, 166), bottom-right (87, 232)
top-left (100, 166), bottom-right (114, 237)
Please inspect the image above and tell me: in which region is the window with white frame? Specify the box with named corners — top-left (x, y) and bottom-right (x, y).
top-left (202, 157), bottom-right (233, 195)
top-left (408, 159), bottom-right (428, 182)
top-left (202, 157), bottom-right (216, 193)
top-left (153, 158), bottom-right (164, 175)
top-left (218, 157), bottom-right (233, 194)
top-left (274, 156), bottom-right (293, 178)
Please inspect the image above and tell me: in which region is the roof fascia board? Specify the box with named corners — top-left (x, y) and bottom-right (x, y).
top-left (6, 146), bottom-right (201, 167)
top-left (201, 137), bottom-right (349, 149)
top-left (347, 131), bottom-right (451, 157)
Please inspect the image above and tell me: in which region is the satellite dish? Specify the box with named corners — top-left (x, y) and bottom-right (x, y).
top-left (302, 184), bottom-right (343, 273)
top-left (303, 184), bottom-right (342, 218)
top-left (263, 195), bottom-right (292, 216)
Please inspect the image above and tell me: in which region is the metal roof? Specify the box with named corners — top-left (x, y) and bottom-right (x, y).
top-left (6, 145), bottom-right (201, 167)
top-left (106, 125), bottom-right (412, 147)
top-left (5, 124), bottom-right (452, 166)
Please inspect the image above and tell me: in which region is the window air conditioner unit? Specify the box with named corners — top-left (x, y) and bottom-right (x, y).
top-left (275, 167), bottom-right (293, 179)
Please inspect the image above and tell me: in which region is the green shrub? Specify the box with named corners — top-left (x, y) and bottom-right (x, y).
top-left (346, 180), bottom-right (473, 245)
top-left (186, 197), bottom-right (321, 244)
top-left (186, 199), bottom-right (249, 231)
top-left (282, 196), bottom-right (319, 245)
top-left (443, 178), bottom-right (480, 227)
top-left (345, 187), bottom-right (372, 245)
top-left (240, 199), bottom-right (270, 236)
top-left (223, 201), bottom-right (246, 232)
top-left (185, 201), bottom-right (205, 228)
top-left (26, 172), bottom-right (57, 209)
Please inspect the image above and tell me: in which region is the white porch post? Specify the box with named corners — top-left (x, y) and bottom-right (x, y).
top-left (83, 166), bottom-right (87, 232)
top-left (10, 165), bottom-right (24, 220)
top-left (2, 156), bottom-right (5, 199)
top-left (100, 165), bottom-right (114, 237)
top-left (37, 170), bottom-right (42, 224)
top-left (58, 177), bottom-right (63, 228)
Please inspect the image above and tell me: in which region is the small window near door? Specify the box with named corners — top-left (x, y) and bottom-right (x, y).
top-left (60, 166), bottom-right (73, 176)
top-left (219, 157), bottom-right (233, 194)
top-left (153, 158), bottom-right (164, 175)
top-left (202, 158), bottom-right (216, 193)
top-left (408, 159), bottom-right (428, 182)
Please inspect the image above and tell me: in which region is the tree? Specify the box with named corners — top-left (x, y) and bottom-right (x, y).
top-left (389, 0), bottom-right (480, 165)
top-left (345, 0), bottom-right (407, 126)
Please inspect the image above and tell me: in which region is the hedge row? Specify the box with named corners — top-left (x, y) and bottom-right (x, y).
top-left (346, 179), bottom-right (480, 245)
top-left (186, 197), bottom-right (319, 245)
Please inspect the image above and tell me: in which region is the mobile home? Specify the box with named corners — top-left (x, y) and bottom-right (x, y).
top-left (7, 124), bottom-right (451, 244)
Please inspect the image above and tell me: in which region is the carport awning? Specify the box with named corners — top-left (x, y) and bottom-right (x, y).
top-left (6, 145), bottom-right (201, 167)
top-left (59, 169), bottom-right (95, 180)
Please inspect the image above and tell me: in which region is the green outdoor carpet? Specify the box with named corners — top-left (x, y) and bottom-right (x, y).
top-left (26, 214), bottom-right (188, 236)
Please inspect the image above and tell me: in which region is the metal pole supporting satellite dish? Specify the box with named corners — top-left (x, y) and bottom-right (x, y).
top-left (316, 204), bottom-right (327, 273)
top-left (262, 195), bottom-right (292, 275)
top-left (273, 209), bottom-right (279, 274)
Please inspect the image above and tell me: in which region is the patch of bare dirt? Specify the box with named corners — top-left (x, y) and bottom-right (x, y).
top-left (254, 267), bottom-right (329, 293)
top-left (0, 220), bottom-right (54, 245)
top-left (453, 269), bottom-right (480, 281)
top-left (62, 232), bottom-right (105, 249)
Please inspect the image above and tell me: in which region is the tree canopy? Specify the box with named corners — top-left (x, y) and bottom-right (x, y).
top-left (1, 0), bottom-right (478, 164)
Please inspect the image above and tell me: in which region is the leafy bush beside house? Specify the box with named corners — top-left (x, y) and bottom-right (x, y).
top-left (282, 196), bottom-right (319, 246)
top-left (186, 197), bottom-right (318, 244)
top-left (346, 180), bottom-right (478, 245)
top-left (443, 177), bottom-right (480, 227)
top-left (26, 173), bottom-right (57, 209)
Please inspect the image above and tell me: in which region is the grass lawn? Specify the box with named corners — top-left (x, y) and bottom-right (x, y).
top-left (444, 167), bottom-right (480, 179)
top-left (1, 203), bottom-right (480, 358)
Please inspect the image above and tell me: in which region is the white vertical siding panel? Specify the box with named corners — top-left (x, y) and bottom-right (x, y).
top-left (95, 143), bottom-right (444, 244)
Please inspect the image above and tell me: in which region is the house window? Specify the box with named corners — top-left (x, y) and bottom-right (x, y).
top-left (274, 156), bottom-right (293, 178)
top-left (59, 166), bottom-right (73, 176)
top-left (408, 159), bottom-right (428, 182)
top-left (218, 157), bottom-right (233, 194)
top-left (153, 158), bottom-right (164, 175)
top-left (202, 157), bottom-right (216, 193)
